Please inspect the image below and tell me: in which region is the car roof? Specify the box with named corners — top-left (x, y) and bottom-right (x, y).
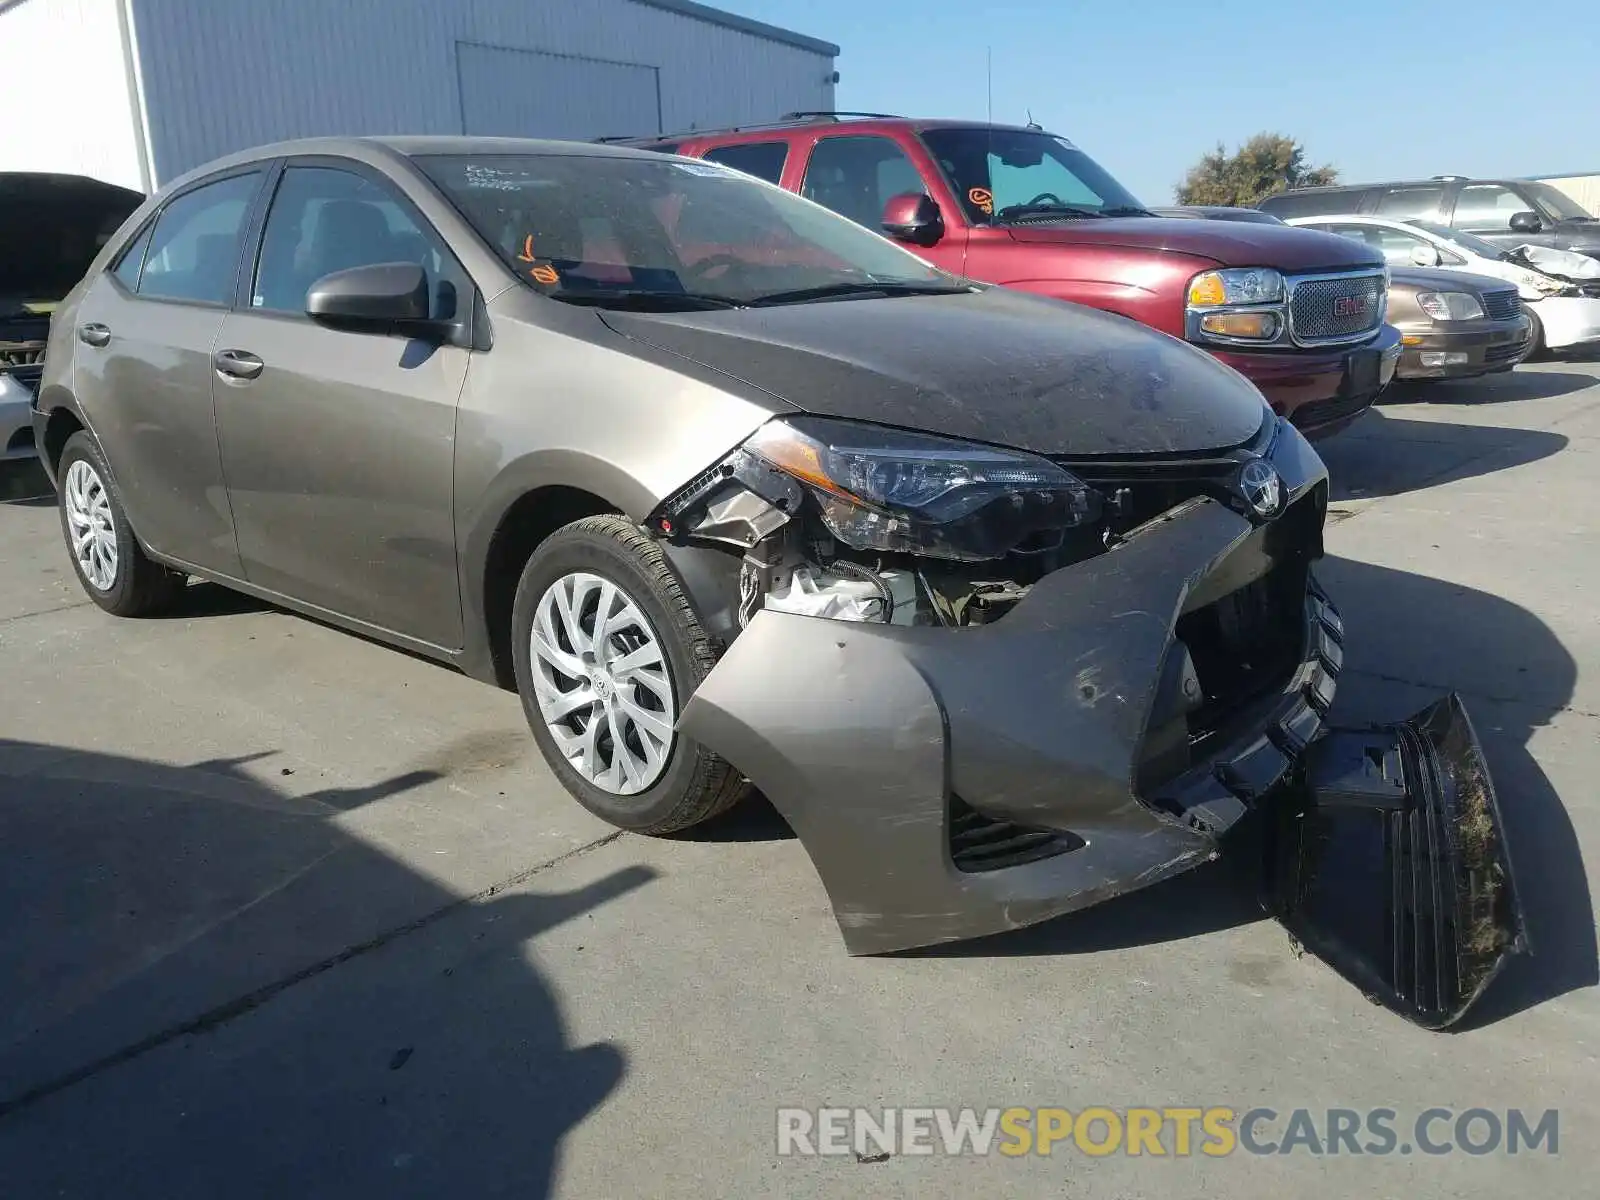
top-left (612, 114), bottom-right (1057, 146)
top-left (157, 135), bottom-right (675, 195)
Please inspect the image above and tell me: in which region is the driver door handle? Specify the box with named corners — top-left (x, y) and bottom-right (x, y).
top-left (78, 323), bottom-right (111, 348)
top-left (213, 348), bottom-right (265, 381)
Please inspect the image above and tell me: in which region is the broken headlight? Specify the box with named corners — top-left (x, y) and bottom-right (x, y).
top-left (744, 416), bottom-right (1101, 562)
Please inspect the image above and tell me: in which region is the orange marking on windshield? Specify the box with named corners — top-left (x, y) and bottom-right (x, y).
top-left (969, 188), bottom-right (994, 215)
top-left (517, 234), bottom-right (538, 263)
top-left (529, 264), bottom-right (560, 285)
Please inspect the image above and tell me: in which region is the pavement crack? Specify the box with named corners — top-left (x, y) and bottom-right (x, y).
top-left (1345, 666), bottom-right (1599, 720)
top-left (0, 830), bottom-right (626, 1121)
top-left (0, 600), bottom-right (92, 626)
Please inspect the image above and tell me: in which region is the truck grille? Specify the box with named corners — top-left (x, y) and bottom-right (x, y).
top-left (1479, 289), bottom-right (1521, 322)
top-left (1288, 271), bottom-right (1387, 345)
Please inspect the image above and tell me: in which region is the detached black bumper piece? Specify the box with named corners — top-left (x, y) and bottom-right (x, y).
top-left (1271, 693), bottom-right (1528, 1029)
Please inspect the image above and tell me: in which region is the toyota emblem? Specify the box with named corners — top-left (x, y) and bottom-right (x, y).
top-left (1237, 458), bottom-right (1284, 520)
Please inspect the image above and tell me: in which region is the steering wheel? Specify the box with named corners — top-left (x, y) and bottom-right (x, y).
top-left (684, 253), bottom-right (747, 285)
top-left (1024, 192), bottom-right (1066, 208)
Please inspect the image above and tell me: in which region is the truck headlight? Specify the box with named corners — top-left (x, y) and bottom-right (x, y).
top-left (1416, 292), bottom-right (1485, 321)
top-left (1186, 268), bottom-right (1288, 345)
top-left (745, 416), bottom-right (1101, 562)
top-left (1188, 268), bottom-right (1286, 307)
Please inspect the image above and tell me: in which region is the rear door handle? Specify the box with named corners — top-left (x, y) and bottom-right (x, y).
top-left (78, 323), bottom-right (111, 348)
top-left (213, 349), bottom-right (265, 381)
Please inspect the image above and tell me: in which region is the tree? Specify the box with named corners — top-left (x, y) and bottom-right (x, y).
top-left (1176, 133), bottom-right (1339, 208)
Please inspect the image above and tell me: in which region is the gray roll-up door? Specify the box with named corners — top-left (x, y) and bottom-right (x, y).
top-left (455, 42), bottom-right (662, 141)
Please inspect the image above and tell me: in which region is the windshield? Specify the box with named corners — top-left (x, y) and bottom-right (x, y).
top-left (414, 153), bottom-right (965, 308)
top-left (917, 128), bottom-right (1147, 224)
top-left (1405, 220), bottom-right (1508, 260)
top-left (1524, 181), bottom-right (1595, 223)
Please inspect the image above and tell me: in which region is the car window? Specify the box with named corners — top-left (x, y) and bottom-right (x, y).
top-left (110, 221), bottom-right (155, 291)
top-left (1258, 189), bottom-right (1364, 219)
top-left (137, 172), bottom-right (262, 305)
top-left (1374, 186), bottom-right (1444, 220)
top-left (701, 142), bottom-right (789, 185)
top-left (801, 136), bottom-right (927, 230)
top-left (1452, 184), bottom-right (1529, 231)
top-left (251, 166), bottom-right (462, 320)
top-left (414, 153), bottom-right (955, 307)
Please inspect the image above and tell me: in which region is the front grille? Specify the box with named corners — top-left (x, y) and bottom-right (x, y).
top-left (948, 795), bottom-right (1083, 873)
top-left (1484, 340), bottom-right (1527, 364)
top-left (1288, 271), bottom-right (1386, 344)
top-left (1479, 289), bottom-right (1522, 322)
top-left (1580, 282), bottom-right (1600, 300)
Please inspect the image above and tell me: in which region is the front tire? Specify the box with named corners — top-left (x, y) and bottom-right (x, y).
top-left (56, 431), bottom-right (186, 617)
top-left (511, 515), bottom-right (745, 834)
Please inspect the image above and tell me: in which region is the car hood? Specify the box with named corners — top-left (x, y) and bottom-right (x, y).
top-left (1005, 217), bottom-right (1385, 272)
top-left (600, 285), bottom-right (1269, 457)
top-left (1388, 265), bottom-right (1515, 295)
top-left (0, 172), bottom-right (144, 315)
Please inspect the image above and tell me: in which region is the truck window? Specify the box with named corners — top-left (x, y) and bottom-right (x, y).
top-left (702, 141), bottom-right (789, 185)
top-left (1451, 184), bottom-right (1530, 232)
top-left (1373, 186), bottom-right (1444, 220)
top-left (801, 136), bottom-right (925, 230)
top-left (1260, 188), bottom-right (1365, 219)
top-left (917, 127), bottom-right (1144, 224)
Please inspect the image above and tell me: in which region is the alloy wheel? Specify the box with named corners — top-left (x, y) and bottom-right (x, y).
top-left (529, 571), bottom-right (676, 795)
top-left (63, 459), bottom-right (118, 591)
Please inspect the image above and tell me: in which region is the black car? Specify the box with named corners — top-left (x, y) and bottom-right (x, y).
top-left (1260, 176), bottom-right (1600, 261)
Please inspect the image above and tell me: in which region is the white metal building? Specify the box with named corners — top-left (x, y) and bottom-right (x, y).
top-left (0, 0), bottom-right (839, 193)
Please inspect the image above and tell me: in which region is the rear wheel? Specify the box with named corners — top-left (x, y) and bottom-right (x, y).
top-left (56, 431), bottom-right (187, 616)
top-left (511, 515), bottom-right (745, 833)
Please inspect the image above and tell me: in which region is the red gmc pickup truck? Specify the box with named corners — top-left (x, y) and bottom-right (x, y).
top-left (615, 114), bottom-right (1401, 439)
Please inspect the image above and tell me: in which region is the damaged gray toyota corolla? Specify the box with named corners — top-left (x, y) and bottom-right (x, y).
top-left (35, 138), bottom-right (1523, 1029)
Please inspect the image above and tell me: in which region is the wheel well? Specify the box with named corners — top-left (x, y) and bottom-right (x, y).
top-left (41, 408), bottom-right (84, 474)
top-left (482, 486), bottom-right (621, 689)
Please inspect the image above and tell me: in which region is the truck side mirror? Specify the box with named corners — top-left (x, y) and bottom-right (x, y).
top-left (1509, 210), bottom-right (1542, 234)
top-left (881, 192), bottom-right (944, 247)
top-left (1409, 242), bottom-right (1441, 268)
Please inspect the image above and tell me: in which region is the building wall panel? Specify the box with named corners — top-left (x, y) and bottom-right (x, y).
top-left (129, 0), bottom-right (837, 183)
top-left (0, 0), bottom-right (146, 189)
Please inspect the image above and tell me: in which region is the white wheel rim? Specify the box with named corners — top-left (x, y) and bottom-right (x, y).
top-left (530, 571), bottom-right (676, 795)
top-left (63, 460), bottom-right (118, 591)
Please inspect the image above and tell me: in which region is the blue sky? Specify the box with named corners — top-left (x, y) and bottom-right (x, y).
top-left (723, 0), bottom-right (1599, 203)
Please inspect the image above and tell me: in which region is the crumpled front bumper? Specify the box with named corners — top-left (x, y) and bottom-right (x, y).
top-left (679, 423), bottom-right (1334, 955)
top-left (677, 418), bottom-right (1526, 1027)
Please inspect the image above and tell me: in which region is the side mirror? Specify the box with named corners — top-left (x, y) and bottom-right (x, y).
top-left (1509, 210), bottom-right (1542, 234)
top-left (306, 262), bottom-right (447, 337)
top-left (881, 192), bottom-right (944, 247)
top-left (1409, 242), bottom-right (1441, 268)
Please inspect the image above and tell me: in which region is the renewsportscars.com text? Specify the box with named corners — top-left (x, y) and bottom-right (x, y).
top-left (776, 1106), bottom-right (1559, 1158)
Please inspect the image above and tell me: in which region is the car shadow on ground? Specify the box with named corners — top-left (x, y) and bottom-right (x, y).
top-left (1380, 365), bottom-right (1598, 407)
top-left (0, 743), bottom-right (649, 1197)
top-left (896, 557), bottom-right (1595, 1029)
top-left (1318, 408), bottom-right (1569, 503)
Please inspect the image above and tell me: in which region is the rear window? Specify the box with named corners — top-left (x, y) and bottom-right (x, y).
top-left (1259, 188), bottom-right (1368, 218)
top-left (701, 141), bottom-right (790, 185)
top-left (1374, 186), bottom-right (1445, 220)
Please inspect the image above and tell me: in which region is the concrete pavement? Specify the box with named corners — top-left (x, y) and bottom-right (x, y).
top-left (1, 362), bottom-right (1596, 1197)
